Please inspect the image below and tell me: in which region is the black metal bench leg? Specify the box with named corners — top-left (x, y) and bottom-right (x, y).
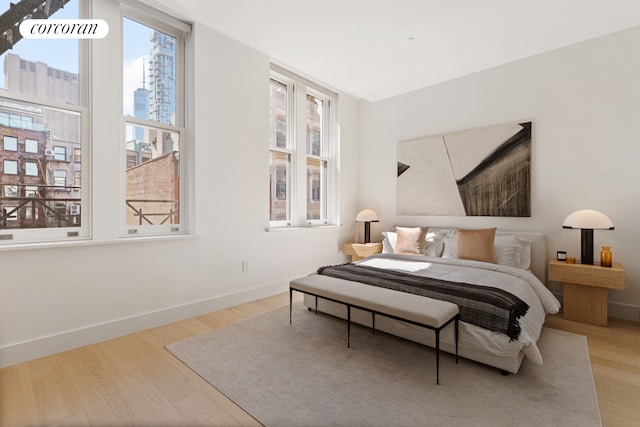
top-left (455, 316), bottom-right (459, 364)
top-left (372, 312), bottom-right (376, 335)
top-left (347, 305), bottom-right (351, 348)
top-left (289, 288), bottom-right (293, 325)
top-left (435, 329), bottom-right (440, 385)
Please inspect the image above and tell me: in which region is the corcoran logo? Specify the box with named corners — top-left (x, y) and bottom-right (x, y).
top-left (19, 19), bottom-right (109, 39)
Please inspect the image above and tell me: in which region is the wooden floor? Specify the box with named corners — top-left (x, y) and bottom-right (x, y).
top-left (1, 293), bottom-right (639, 427)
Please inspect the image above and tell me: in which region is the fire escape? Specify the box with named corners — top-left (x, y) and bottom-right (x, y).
top-left (0, 0), bottom-right (71, 55)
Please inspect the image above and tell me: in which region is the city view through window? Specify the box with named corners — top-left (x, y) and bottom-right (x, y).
top-left (123, 17), bottom-right (181, 227)
top-left (0, 1), bottom-right (181, 232)
top-left (0, 0), bottom-right (82, 230)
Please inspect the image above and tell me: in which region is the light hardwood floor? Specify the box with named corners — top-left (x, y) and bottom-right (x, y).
top-left (1, 293), bottom-right (638, 427)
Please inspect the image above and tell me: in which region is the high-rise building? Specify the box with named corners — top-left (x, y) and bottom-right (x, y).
top-left (148, 31), bottom-right (175, 125)
top-left (133, 63), bottom-right (149, 140)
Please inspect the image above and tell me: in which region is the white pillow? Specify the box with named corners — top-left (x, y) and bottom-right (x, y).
top-left (442, 235), bottom-right (457, 258)
top-left (515, 237), bottom-right (532, 270)
top-left (425, 233), bottom-right (445, 257)
top-left (381, 231), bottom-right (396, 253)
top-left (494, 235), bottom-right (520, 267)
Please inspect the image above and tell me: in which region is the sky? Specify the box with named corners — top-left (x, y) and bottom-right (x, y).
top-left (0, 0), bottom-right (153, 116)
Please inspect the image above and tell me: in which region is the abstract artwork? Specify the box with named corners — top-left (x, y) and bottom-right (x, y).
top-left (397, 121), bottom-right (531, 217)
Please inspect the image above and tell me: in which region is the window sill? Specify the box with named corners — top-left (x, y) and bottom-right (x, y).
top-left (266, 224), bottom-right (342, 232)
top-left (0, 233), bottom-right (201, 252)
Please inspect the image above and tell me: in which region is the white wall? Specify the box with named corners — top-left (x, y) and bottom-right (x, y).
top-left (358, 26), bottom-right (640, 320)
top-left (0, 3), bottom-right (360, 367)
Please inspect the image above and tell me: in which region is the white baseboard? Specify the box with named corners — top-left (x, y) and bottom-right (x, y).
top-left (0, 281), bottom-right (289, 368)
top-left (552, 292), bottom-right (640, 322)
top-left (608, 301), bottom-right (640, 322)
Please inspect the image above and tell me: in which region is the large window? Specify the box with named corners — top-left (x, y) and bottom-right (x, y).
top-left (122, 7), bottom-right (188, 235)
top-left (269, 66), bottom-right (338, 228)
top-left (0, 0), bottom-right (86, 241)
top-left (0, 0), bottom-right (192, 246)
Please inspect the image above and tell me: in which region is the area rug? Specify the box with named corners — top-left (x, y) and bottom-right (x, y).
top-left (167, 304), bottom-right (601, 427)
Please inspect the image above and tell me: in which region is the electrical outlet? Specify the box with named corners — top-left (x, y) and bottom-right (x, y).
top-left (242, 260), bottom-right (248, 271)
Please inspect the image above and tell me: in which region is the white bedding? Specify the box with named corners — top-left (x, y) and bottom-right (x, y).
top-left (357, 253), bottom-right (561, 364)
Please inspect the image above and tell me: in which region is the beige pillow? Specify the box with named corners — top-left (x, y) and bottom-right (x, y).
top-left (395, 226), bottom-right (428, 255)
top-left (456, 228), bottom-right (497, 263)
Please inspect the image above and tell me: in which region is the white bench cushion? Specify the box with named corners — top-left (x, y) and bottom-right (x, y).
top-left (290, 274), bottom-right (459, 328)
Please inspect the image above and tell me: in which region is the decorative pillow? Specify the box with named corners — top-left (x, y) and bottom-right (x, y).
top-left (455, 228), bottom-right (497, 263)
top-left (382, 230), bottom-right (445, 256)
top-left (395, 226), bottom-right (428, 255)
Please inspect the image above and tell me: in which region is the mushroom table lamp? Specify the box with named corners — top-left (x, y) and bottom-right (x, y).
top-left (562, 209), bottom-right (614, 265)
top-left (355, 209), bottom-right (380, 244)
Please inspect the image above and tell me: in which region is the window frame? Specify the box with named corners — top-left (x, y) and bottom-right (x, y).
top-left (120, 3), bottom-right (190, 238)
top-left (269, 65), bottom-right (339, 229)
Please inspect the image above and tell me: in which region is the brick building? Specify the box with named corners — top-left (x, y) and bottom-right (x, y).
top-left (125, 152), bottom-right (179, 226)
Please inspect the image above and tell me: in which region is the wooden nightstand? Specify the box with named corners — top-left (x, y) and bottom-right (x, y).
top-left (342, 242), bottom-right (382, 262)
top-left (548, 259), bottom-right (625, 326)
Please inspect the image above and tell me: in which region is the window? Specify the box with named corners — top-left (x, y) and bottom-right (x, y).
top-left (0, 0), bottom-right (86, 242)
top-left (25, 162), bottom-right (38, 176)
top-left (268, 78), bottom-right (291, 224)
top-left (54, 170), bottom-right (67, 187)
top-left (25, 186), bottom-right (38, 198)
top-left (25, 139), bottom-right (39, 153)
top-left (122, 7), bottom-right (188, 235)
top-left (3, 160), bottom-right (18, 175)
top-left (305, 93), bottom-right (328, 221)
top-left (54, 146), bottom-right (66, 161)
top-left (3, 185), bottom-right (17, 197)
top-left (3, 136), bottom-right (17, 151)
top-left (269, 66), bottom-right (338, 227)
top-left (0, 0), bottom-right (191, 245)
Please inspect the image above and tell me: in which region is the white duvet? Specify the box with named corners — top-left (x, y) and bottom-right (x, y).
top-left (358, 253), bottom-right (561, 364)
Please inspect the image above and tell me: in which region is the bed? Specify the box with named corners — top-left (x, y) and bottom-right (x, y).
top-left (302, 227), bottom-right (561, 374)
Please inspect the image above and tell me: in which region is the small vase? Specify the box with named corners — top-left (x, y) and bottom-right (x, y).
top-left (600, 246), bottom-right (612, 267)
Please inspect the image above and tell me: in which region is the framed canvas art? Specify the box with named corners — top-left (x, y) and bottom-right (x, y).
top-left (397, 121), bottom-right (531, 217)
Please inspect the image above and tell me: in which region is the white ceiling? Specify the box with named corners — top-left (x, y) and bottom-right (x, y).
top-left (155, 0), bottom-right (640, 102)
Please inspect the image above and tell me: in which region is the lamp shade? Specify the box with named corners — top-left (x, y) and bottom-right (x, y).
top-left (562, 210), bottom-right (614, 230)
top-left (355, 209), bottom-right (380, 223)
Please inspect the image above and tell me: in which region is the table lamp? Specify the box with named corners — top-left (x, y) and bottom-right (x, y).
top-left (562, 209), bottom-right (614, 265)
top-left (355, 209), bottom-right (379, 244)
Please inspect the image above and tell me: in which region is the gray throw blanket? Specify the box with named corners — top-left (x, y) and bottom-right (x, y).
top-left (317, 263), bottom-right (529, 341)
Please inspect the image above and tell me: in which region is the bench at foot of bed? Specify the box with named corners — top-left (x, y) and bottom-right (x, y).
top-left (290, 274), bottom-right (459, 385)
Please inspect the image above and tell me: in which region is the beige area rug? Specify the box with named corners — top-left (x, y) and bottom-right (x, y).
top-left (167, 304), bottom-right (601, 427)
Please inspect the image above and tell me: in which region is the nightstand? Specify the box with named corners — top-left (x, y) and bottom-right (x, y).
top-left (548, 259), bottom-right (625, 326)
top-left (342, 242), bottom-right (382, 262)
